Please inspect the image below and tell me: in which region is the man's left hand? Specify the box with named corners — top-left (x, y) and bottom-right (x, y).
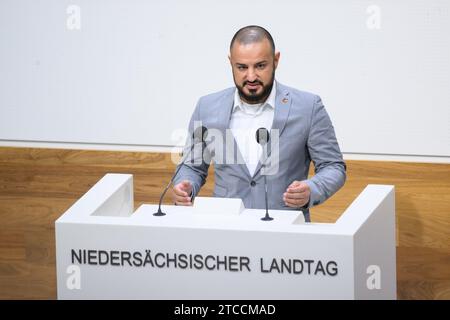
top-left (283, 180), bottom-right (311, 208)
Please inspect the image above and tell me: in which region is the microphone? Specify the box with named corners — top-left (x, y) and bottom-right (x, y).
top-left (153, 125), bottom-right (208, 216)
top-left (255, 127), bottom-right (273, 221)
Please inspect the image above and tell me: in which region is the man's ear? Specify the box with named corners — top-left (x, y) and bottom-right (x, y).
top-left (228, 55), bottom-right (232, 66)
top-left (274, 51), bottom-right (280, 69)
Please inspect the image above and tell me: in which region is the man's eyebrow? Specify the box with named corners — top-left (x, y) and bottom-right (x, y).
top-left (235, 61), bottom-right (268, 66)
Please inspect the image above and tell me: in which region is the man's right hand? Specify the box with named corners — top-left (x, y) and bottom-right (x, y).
top-left (172, 180), bottom-right (193, 206)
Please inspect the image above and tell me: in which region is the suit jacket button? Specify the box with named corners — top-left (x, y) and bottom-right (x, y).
top-left (250, 181), bottom-right (256, 187)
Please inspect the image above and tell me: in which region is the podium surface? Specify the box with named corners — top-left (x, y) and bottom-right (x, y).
top-left (56, 174), bottom-right (396, 299)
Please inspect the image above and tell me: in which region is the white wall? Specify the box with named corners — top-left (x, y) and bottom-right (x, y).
top-left (1, 0), bottom-right (449, 159)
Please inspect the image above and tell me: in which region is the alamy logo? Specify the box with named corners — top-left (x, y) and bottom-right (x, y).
top-left (366, 265), bottom-right (381, 290)
top-left (366, 5), bottom-right (381, 30)
top-left (66, 265), bottom-right (81, 290)
top-left (170, 122), bottom-right (280, 175)
top-left (66, 5), bottom-right (81, 30)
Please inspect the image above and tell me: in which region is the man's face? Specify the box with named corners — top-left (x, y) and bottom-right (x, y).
top-left (229, 39), bottom-right (280, 104)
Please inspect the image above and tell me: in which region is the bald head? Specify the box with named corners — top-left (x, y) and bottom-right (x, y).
top-left (230, 25), bottom-right (275, 55)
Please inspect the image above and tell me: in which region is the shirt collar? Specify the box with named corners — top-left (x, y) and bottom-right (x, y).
top-left (233, 81), bottom-right (277, 113)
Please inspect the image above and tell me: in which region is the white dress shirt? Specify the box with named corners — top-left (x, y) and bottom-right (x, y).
top-left (229, 82), bottom-right (276, 176)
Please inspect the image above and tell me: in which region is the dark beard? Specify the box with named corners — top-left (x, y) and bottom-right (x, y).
top-left (235, 69), bottom-right (275, 104)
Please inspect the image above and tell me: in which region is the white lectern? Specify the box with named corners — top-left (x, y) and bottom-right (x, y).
top-left (55, 174), bottom-right (396, 299)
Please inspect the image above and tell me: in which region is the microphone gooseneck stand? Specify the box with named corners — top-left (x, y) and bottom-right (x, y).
top-left (256, 127), bottom-right (273, 221)
top-left (153, 126), bottom-right (208, 216)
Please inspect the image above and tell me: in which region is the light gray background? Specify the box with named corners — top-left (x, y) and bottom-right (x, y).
top-left (1, 0), bottom-right (449, 157)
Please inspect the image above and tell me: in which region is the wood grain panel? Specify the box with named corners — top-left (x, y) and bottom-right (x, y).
top-left (311, 161), bottom-right (450, 250)
top-left (0, 146), bottom-right (448, 299)
top-left (0, 230), bottom-right (25, 261)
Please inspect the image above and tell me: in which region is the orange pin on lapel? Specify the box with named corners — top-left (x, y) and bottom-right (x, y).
top-left (282, 97), bottom-right (289, 104)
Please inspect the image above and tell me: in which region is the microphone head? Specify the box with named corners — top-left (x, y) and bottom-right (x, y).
top-left (255, 127), bottom-right (270, 146)
top-left (193, 125), bottom-right (208, 142)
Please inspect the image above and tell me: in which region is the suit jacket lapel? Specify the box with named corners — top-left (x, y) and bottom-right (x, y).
top-left (252, 82), bottom-right (292, 178)
top-left (215, 89), bottom-right (234, 131)
top-left (271, 82), bottom-right (291, 137)
top-left (218, 89), bottom-right (252, 178)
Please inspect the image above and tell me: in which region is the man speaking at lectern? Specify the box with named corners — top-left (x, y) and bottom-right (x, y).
top-left (172, 25), bottom-right (346, 222)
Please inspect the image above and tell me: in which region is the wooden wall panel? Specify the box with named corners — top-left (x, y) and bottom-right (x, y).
top-left (0, 147), bottom-right (448, 299)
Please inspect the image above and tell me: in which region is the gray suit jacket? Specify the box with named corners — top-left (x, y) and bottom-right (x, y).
top-left (174, 82), bottom-right (346, 221)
